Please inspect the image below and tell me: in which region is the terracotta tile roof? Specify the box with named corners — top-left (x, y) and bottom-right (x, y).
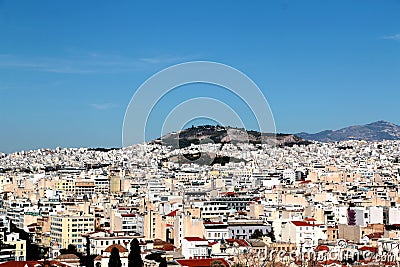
top-left (366, 232), bottom-right (383, 239)
top-left (176, 258), bottom-right (229, 267)
top-left (121, 213), bottom-right (136, 217)
top-left (208, 242), bottom-right (218, 247)
top-left (225, 239), bottom-right (250, 247)
top-left (315, 245), bottom-right (329, 251)
top-left (94, 255), bottom-right (102, 261)
top-left (163, 243), bottom-right (175, 251)
top-left (56, 253), bottom-right (80, 260)
top-left (359, 246), bottom-right (378, 253)
top-left (166, 209), bottom-right (180, 216)
top-left (104, 243), bottom-right (128, 253)
top-left (305, 218), bottom-right (317, 221)
top-left (291, 221), bottom-right (322, 227)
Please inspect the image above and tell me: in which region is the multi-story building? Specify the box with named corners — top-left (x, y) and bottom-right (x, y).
top-left (56, 177), bottom-right (75, 193)
top-left (94, 176), bottom-right (110, 194)
top-left (85, 233), bottom-right (140, 256)
top-left (50, 211), bottom-right (95, 253)
top-left (280, 220), bottom-right (327, 253)
top-left (228, 219), bottom-right (270, 239)
top-left (203, 221), bottom-right (229, 242)
top-left (181, 237), bottom-right (209, 259)
top-left (75, 180), bottom-right (95, 195)
top-left (5, 233), bottom-right (26, 261)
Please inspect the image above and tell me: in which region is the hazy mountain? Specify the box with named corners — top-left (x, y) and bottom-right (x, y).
top-left (296, 121), bottom-right (400, 142)
top-left (153, 125), bottom-right (311, 148)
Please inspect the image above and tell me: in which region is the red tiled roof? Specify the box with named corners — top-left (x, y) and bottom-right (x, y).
top-left (104, 244), bottom-right (128, 253)
top-left (163, 243), bottom-right (175, 251)
top-left (315, 245), bottom-right (329, 251)
top-left (121, 213), bottom-right (136, 217)
top-left (184, 237), bottom-right (207, 242)
top-left (208, 242), bottom-right (218, 247)
top-left (166, 209), bottom-right (180, 216)
top-left (94, 255), bottom-right (102, 261)
top-left (176, 258), bottom-right (229, 267)
top-left (366, 232), bottom-right (383, 239)
top-left (359, 246), bottom-right (378, 253)
top-left (305, 218), bottom-right (316, 221)
top-left (226, 239), bottom-right (250, 247)
top-left (56, 253), bottom-right (80, 260)
top-left (291, 221), bottom-right (322, 227)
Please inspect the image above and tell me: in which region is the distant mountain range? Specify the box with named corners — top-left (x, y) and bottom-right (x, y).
top-left (153, 125), bottom-right (310, 149)
top-left (296, 121), bottom-right (400, 142)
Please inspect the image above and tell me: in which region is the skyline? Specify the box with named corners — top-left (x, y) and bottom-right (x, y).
top-left (1, 0), bottom-right (400, 153)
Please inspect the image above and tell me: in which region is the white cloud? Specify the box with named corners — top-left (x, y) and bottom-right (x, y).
top-left (0, 53), bottom-right (197, 74)
top-left (90, 103), bottom-right (117, 110)
top-left (381, 33), bottom-right (400, 41)
top-left (140, 55), bottom-right (192, 64)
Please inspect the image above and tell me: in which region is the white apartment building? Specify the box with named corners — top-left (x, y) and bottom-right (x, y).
top-left (181, 237), bottom-right (209, 259)
top-left (281, 221), bottom-right (327, 253)
top-left (203, 221), bottom-right (229, 241)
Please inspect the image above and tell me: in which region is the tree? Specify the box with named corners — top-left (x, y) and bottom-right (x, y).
top-left (266, 228), bottom-right (276, 242)
top-left (250, 229), bottom-right (264, 239)
top-left (145, 253), bottom-right (167, 267)
top-left (109, 247), bottom-right (122, 267)
top-left (128, 238), bottom-right (143, 267)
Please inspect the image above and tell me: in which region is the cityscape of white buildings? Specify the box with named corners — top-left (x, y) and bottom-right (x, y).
top-left (0, 137), bottom-right (400, 266)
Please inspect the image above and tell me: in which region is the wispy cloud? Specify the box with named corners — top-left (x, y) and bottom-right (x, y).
top-left (0, 53), bottom-right (197, 74)
top-left (381, 33), bottom-right (400, 41)
top-left (139, 55), bottom-right (193, 64)
top-left (90, 103), bottom-right (117, 110)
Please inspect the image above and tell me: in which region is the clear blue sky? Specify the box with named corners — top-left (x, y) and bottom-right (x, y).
top-left (0, 0), bottom-right (399, 153)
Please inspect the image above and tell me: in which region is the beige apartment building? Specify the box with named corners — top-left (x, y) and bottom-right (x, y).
top-left (56, 177), bottom-right (75, 193)
top-left (50, 211), bottom-right (95, 253)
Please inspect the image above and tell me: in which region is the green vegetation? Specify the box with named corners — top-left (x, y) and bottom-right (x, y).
top-left (109, 247), bottom-right (122, 267)
top-left (128, 238), bottom-right (143, 267)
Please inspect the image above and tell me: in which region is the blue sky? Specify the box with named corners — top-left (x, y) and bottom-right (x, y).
top-left (0, 0), bottom-right (399, 152)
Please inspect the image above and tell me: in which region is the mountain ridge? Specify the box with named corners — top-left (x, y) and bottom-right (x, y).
top-left (296, 120), bottom-right (400, 142)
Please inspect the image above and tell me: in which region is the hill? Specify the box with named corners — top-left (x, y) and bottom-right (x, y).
top-left (153, 125), bottom-right (311, 149)
top-left (296, 121), bottom-right (400, 142)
